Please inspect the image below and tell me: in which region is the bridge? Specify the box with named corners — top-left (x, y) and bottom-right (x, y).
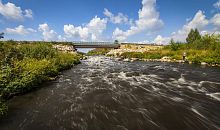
top-left (71, 41), bottom-right (120, 49)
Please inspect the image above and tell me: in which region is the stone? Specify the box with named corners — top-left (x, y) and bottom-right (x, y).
top-left (201, 62), bottom-right (207, 66)
top-left (123, 59), bottom-right (130, 62)
top-left (126, 72), bottom-right (140, 77)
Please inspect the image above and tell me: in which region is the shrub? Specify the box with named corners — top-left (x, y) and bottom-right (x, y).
top-left (0, 41), bottom-right (80, 115)
top-left (87, 48), bottom-right (111, 56)
top-left (0, 102), bottom-right (7, 116)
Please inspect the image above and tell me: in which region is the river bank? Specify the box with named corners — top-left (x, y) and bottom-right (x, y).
top-left (0, 41), bottom-right (81, 116)
top-left (104, 43), bottom-right (220, 67)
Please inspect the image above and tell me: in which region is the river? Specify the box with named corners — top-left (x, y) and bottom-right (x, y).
top-left (1, 56), bottom-right (220, 130)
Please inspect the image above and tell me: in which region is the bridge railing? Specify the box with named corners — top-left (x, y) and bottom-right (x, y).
top-left (72, 41), bottom-right (115, 45)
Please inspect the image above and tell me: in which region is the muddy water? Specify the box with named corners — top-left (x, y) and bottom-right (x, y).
top-left (0, 56), bottom-right (220, 130)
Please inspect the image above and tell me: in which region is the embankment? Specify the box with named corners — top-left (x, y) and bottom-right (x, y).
top-left (0, 41), bottom-right (81, 115)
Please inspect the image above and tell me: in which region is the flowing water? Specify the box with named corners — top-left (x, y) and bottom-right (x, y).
top-left (1, 56), bottom-right (220, 130)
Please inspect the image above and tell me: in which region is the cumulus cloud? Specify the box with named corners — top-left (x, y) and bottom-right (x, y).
top-left (64, 16), bottom-right (107, 41)
top-left (5, 25), bottom-right (36, 35)
top-left (153, 35), bottom-right (170, 45)
top-left (156, 10), bottom-right (220, 44)
top-left (211, 13), bottom-right (220, 28)
top-left (112, 0), bottom-right (164, 41)
top-left (171, 10), bottom-right (209, 42)
top-left (24, 9), bottom-right (33, 18)
top-left (103, 8), bottom-right (130, 24)
top-left (38, 23), bottom-right (58, 41)
top-left (214, 0), bottom-right (220, 9)
top-left (0, 1), bottom-right (33, 20)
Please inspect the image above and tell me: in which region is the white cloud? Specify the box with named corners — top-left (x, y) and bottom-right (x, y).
top-left (211, 13), bottom-right (220, 28)
top-left (5, 25), bottom-right (36, 35)
top-left (0, 1), bottom-right (33, 20)
top-left (103, 8), bottom-right (130, 24)
top-left (214, 0), bottom-right (220, 9)
top-left (171, 10), bottom-right (209, 42)
top-left (64, 16), bottom-right (107, 41)
top-left (24, 9), bottom-right (33, 18)
top-left (153, 35), bottom-right (170, 45)
top-left (38, 23), bottom-right (58, 41)
top-left (58, 35), bottom-right (66, 41)
top-left (112, 0), bottom-right (164, 41)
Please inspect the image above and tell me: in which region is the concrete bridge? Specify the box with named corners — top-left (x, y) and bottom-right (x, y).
top-left (71, 41), bottom-right (120, 49)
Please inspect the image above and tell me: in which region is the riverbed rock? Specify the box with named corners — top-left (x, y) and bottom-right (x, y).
top-left (126, 72), bottom-right (140, 77)
top-left (201, 62), bottom-right (207, 66)
top-left (107, 74), bottom-right (114, 78)
top-left (123, 59), bottom-right (130, 62)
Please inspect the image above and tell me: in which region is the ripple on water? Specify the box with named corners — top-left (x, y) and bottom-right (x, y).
top-left (206, 93), bottom-right (220, 101)
top-left (1, 56), bottom-right (220, 130)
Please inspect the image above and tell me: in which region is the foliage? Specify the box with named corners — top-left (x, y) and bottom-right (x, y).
top-left (118, 29), bottom-right (220, 65)
top-left (0, 41), bottom-right (80, 115)
top-left (114, 40), bottom-right (119, 44)
top-left (0, 102), bottom-right (7, 116)
top-left (169, 39), bottom-right (184, 51)
top-left (186, 28), bottom-right (201, 44)
top-left (87, 48), bottom-right (111, 56)
top-left (121, 52), bottom-right (163, 59)
top-left (0, 32), bottom-right (4, 39)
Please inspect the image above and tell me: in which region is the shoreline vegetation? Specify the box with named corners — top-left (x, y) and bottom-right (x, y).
top-left (89, 29), bottom-right (220, 67)
top-left (0, 41), bottom-right (81, 116)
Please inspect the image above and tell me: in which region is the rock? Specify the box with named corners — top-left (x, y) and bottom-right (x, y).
top-left (82, 56), bottom-right (88, 60)
top-left (126, 72), bottom-right (140, 77)
top-left (162, 56), bottom-right (171, 60)
top-left (201, 62), bottom-right (207, 66)
top-left (123, 59), bottom-right (130, 62)
top-left (107, 74), bottom-right (114, 78)
top-left (131, 58), bottom-right (138, 61)
top-left (177, 60), bottom-right (184, 63)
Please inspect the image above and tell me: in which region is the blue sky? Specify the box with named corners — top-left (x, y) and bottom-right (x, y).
top-left (0, 0), bottom-right (220, 44)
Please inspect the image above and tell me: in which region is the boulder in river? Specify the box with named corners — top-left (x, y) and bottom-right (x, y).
top-left (123, 59), bottom-right (130, 62)
top-left (126, 72), bottom-right (140, 77)
top-left (201, 62), bottom-right (207, 66)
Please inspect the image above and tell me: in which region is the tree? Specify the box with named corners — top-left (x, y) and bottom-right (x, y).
top-left (194, 28), bottom-right (201, 40)
top-left (0, 32), bottom-right (4, 39)
top-left (114, 40), bottom-right (119, 44)
top-left (186, 29), bottom-right (201, 44)
top-left (169, 38), bottom-right (180, 51)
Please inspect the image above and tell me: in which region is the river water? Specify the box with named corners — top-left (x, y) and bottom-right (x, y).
top-left (1, 56), bottom-right (220, 130)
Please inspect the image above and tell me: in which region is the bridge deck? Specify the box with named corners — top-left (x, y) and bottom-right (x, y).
top-left (71, 42), bottom-right (120, 48)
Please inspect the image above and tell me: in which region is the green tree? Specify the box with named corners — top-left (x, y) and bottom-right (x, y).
top-left (186, 28), bottom-right (201, 44)
top-left (0, 32), bottom-right (4, 39)
top-left (114, 40), bottom-right (119, 44)
top-left (170, 38), bottom-right (180, 51)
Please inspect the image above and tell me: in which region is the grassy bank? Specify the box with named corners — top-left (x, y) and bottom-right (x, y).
top-left (0, 41), bottom-right (80, 116)
top-left (87, 48), bottom-right (111, 56)
top-left (119, 48), bottom-right (220, 65)
top-left (112, 31), bottom-right (220, 65)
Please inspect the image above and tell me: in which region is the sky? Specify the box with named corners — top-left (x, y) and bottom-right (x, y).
top-left (0, 0), bottom-right (220, 44)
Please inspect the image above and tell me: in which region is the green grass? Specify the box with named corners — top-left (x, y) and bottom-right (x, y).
top-left (0, 41), bottom-right (80, 116)
top-left (119, 34), bottom-right (220, 65)
top-left (87, 48), bottom-right (111, 56)
top-left (120, 52), bottom-right (163, 59)
top-left (119, 49), bottom-right (220, 65)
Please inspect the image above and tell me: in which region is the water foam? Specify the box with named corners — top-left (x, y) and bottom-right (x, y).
top-left (206, 93), bottom-right (220, 101)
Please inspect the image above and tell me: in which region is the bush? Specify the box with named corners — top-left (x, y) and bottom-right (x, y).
top-left (0, 102), bottom-right (7, 116)
top-left (0, 41), bottom-right (80, 115)
top-left (169, 39), bottom-right (183, 51)
top-left (87, 48), bottom-right (111, 56)
top-left (120, 52), bottom-right (163, 59)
